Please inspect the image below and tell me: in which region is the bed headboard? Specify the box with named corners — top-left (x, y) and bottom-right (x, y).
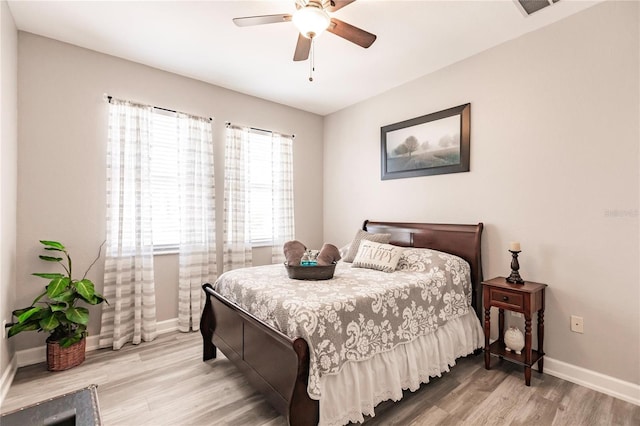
top-left (363, 220), bottom-right (484, 320)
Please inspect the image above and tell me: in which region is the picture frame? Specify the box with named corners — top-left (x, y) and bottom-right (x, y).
top-left (381, 103), bottom-right (470, 180)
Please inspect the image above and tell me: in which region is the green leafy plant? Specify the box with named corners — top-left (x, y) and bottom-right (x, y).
top-left (8, 240), bottom-right (107, 348)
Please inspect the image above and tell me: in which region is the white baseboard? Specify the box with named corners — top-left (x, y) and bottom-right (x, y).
top-left (156, 317), bottom-right (179, 334)
top-left (0, 354), bottom-right (18, 406)
top-left (15, 317), bottom-right (180, 368)
top-left (544, 356), bottom-right (640, 406)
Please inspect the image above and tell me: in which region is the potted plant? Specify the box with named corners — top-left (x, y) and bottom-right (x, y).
top-left (7, 240), bottom-right (107, 371)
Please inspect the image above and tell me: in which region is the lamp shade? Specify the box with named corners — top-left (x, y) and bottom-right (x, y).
top-left (293, 6), bottom-right (331, 39)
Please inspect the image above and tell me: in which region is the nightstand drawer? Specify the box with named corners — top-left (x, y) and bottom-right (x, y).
top-left (489, 288), bottom-right (524, 310)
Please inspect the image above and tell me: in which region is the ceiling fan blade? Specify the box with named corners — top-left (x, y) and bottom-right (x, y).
top-left (233, 14), bottom-right (292, 27)
top-left (293, 34), bottom-right (312, 61)
top-left (328, 18), bottom-right (376, 48)
top-left (327, 1), bottom-right (356, 13)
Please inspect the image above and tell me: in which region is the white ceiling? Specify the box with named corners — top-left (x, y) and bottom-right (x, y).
top-left (7, 0), bottom-right (601, 116)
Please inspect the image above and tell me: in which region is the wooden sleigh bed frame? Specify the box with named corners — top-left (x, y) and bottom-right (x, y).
top-left (200, 220), bottom-right (484, 425)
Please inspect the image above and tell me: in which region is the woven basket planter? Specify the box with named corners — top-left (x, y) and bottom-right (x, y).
top-left (46, 337), bottom-right (86, 371)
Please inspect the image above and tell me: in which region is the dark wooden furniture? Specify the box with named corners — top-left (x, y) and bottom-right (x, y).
top-left (482, 277), bottom-right (547, 386)
top-left (201, 220), bottom-right (484, 425)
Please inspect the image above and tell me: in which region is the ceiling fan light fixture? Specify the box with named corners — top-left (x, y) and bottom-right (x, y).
top-left (292, 5), bottom-right (331, 39)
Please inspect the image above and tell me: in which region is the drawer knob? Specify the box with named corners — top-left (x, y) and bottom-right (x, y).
top-left (502, 296), bottom-right (509, 302)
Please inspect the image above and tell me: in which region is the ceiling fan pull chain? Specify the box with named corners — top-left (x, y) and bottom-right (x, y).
top-left (309, 37), bottom-right (315, 82)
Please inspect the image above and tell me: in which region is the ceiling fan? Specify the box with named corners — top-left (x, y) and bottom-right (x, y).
top-left (232, 0), bottom-right (377, 62)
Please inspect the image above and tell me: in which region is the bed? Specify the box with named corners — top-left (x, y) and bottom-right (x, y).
top-left (200, 220), bottom-right (484, 425)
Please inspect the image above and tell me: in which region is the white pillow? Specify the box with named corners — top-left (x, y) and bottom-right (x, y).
top-left (343, 229), bottom-right (391, 263)
top-left (352, 240), bottom-right (403, 273)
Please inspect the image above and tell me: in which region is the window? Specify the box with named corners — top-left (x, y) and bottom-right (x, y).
top-left (107, 98), bottom-right (214, 258)
top-left (248, 129), bottom-right (274, 246)
top-left (224, 124), bottom-right (294, 259)
top-left (150, 109), bottom-right (180, 250)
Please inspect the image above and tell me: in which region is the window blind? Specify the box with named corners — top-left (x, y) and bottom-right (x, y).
top-left (248, 129), bottom-right (274, 246)
top-left (150, 109), bottom-right (180, 250)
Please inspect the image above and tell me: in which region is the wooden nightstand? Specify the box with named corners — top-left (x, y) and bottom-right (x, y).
top-left (482, 277), bottom-right (547, 386)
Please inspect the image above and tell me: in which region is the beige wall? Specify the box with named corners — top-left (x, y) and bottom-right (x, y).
top-left (14, 33), bottom-right (324, 351)
top-left (324, 0), bottom-right (639, 384)
top-left (0, 0), bottom-right (18, 391)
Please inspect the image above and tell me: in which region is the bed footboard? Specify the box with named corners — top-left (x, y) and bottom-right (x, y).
top-left (201, 283), bottom-right (319, 426)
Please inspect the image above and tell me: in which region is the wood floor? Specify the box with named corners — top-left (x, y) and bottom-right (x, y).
top-left (2, 331), bottom-right (639, 425)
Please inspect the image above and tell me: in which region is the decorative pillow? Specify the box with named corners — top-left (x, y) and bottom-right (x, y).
top-left (343, 229), bottom-right (391, 263)
top-left (395, 247), bottom-right (435, 272)
top-left (352, 240), bottom-right (403, 273)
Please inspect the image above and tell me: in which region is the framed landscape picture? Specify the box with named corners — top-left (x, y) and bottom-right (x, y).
top-left (381, 103), bottom-right (470, 180)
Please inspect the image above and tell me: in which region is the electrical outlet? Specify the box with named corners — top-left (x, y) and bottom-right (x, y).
top-left (570, 315), bottom-right (584, 333)
top-left (511, 312), bottom-right (523, 318)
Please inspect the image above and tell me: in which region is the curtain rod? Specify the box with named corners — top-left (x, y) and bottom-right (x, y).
top-left (225, 121), bottom-right (295, 139)
top-left (105, 94), bottom-right (212, 122)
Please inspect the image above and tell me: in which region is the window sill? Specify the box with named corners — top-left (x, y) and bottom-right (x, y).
top-left (153, 245), bottom-right (179, 256)
top-left (251, 241), bottom-right (274, 249)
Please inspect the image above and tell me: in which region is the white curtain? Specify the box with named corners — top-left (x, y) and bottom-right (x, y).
top-left (223, 126), bottom-right (252, 271)
top-left (177, 114), bottom-right (216, 332)
top-left (100, 99), bottom-right (157, 350)
top-left (270, 133), bottom-right (295, 263)
top-left (223, 126), bottom-right (295, 270)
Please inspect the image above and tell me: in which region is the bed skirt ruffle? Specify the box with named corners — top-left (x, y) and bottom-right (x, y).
top-left (318, 311), bottom-right (484, 426)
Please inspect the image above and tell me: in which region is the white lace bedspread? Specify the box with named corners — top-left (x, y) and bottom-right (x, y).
top-left (213, 249), bottom-right (476, 401)
top-left (319, 310), bottom-right (483, 425)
